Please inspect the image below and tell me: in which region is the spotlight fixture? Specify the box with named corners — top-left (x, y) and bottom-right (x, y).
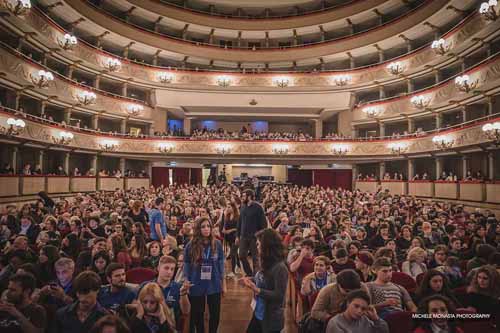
top-left (215, 144), bottom-right (231, 156)
top-left (454, 75), bottom-right (478, 93)
top-left (386, 62), bottom-right (405, 75)
top-left (482, 121), bottom-right (500, 143)
top-left (432, 135), bottom-right (454, 149)
top-left (0, 117), bottom-right (26, 136)
top-left (332, 74), bottom-right (351, 86)
top-left (126, 104), bottom-right (143, 116)
top-left (272, 144), bottom-right (289, 155)
top-left (362, 106), bottom-right (380, 117)
top-left (4, 0), bottom-right (31, 16)
top-left (157, 72), bottom-right (174, 84)
top-left (30, 70), bottom-right (54, 88)
top-left (100, 140), bottom-right (118, 151)
top-left (58, 33), bottom-right (78, 50)
top-left (76, 91), bottom-right (97, 105)
top-left (102, 58), bottom-right (122, 72)
top-left (158, 143), bottom-right (174, 154)
top-left (387, 141), bottom-right (409, 155)
top-left (52, 131), bottom-right (74, 145)
top-left (273, 77), bottom-right (290, 88)
top-left (410, 95), bottom-right (430, 109)
top-left (331, 144), bottom-right (349, 155)
top-left (431, 38), bottom-right (451, 55)
top-left (216, 75), bottom-right (232, 88)
top-left (479, 0), bottom-right (498, 21)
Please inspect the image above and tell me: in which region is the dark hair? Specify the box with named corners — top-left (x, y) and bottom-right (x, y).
top-left (335, 248), bottom-right (348, 259)
top-left (243, 189), bottom-right (255, 200)
top-left (415, 295), bottom-right (460, 332)
top-left (155, 197), bottom-right (164, 206)
top-left (416, 269), bottom-right (460, 306)
top-left (73, 271), bottom-right (101, 294)
top-left (105, 263), bottom-right (125, 278)
top-left (476, 244), bottom-right (496, 260)
top-left (257, 228), bottom-right (285, 274)
top-left (301, 238), bottom-right (314, 249)
top-left (90, 315), bottom-right (131, 333)
top-left (9, 272), bottom-right (36, 294)
top-left (92, 250), bottom-right (111, 273)
top-left (336, 269), bottom-right (361, 291)
top-left (372, 257), bottom-right (392, 270)
top-left (189, 217), bottom-right (216, 264)
top-left (345, 289), bottom-right (370, 305)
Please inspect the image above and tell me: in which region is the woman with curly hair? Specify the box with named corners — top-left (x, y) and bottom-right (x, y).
top-left (183, 217), bottom-right (224, 333)
top-left (413, 295), bottom-right (463, 333)
top-left (462, 265), bottom-right (500, 317)
top-left (240, 228), bottom-right (288, 333)
top-left (415, 269), bottom-right (461, 307)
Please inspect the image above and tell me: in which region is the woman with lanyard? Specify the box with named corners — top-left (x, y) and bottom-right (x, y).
top-left (183, 217), bottom-right (224, 333)
top-left (240, 228), bottom-right (289, 333)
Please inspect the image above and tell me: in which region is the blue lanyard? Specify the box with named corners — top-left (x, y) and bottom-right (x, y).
top-left (315, 275), bottom-right (327, 290)
top-left (203, 246), bottom-right (211, 261)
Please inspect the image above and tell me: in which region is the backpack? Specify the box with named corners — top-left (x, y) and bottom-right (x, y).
top-left (298, 312), bottom-right (326, 333)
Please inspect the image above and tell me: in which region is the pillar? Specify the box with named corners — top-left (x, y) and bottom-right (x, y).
top-left (67, 65), bottom-right (74, 79)
top-left (488, 152), bottom-right (495, 181)
top-left (314, 119), bottom-right (323, 139)
top-left (435, 157), bottom-right (443, 180)
top-left (121, 119), bottom-right (127, 134)
top-left (120, 158), bottom-right (126, 175)
top-left (40, 101), bottom-right (47, 116)
top-left (64, 152), bottom-right (70, 175)
top-left (351, 126), bottom-right (358, 138)
top-left (95, 75), bottom-right (101, 89)
top-left (17, 36), bottom-right (25, 51)
top-left (91, 155), bottom-right (98, 174)
top-left (406, 40), bottom-right (412, 53)
top-left (183, 118), bottom-right (191, 136)
top-left (378, 49), bottom-right (384, 63)
top-left (461, 106), bottom-right (467, 122)
top-left (352, 165), bottom-right (358, 184)
top-left (122, 82), bottom-right (128, 97)
top-left (408, 159), bottom-right (415, 180)
top-left (487, 96), bottom-right (494, 115)
top-left (462, 156), bottom-right (468, 179)
top-left (349, 54), bottom-right (355, 69)
top-left (379, 162), bottom-right (386, 180)
top-left (379, 123), bottom-right (385, 137)
top-left (37, 150), bottom-right (44, 174)
top-left (408, 118), bottom-right (415, 133)
top-left (15, 91), bottom-right (21, 110)
top-left (379, 86), bottom-right (386, 99)
top-left (434, 70), bottom-right (441, 84)
top-left (146, 161), bottom-right (152, 178)
top-left (64, 108), bottom-right (72, 124)
top-left (435, 113), bottom-right (442, 129)
top-left (265, 32), bottom-right (270, 48)
top-left (407, 79), bottom-right (414, 93)
top-left (92, 114), bottom-right (99, 130)
top-left (12, 147), bottom-right (18, 174)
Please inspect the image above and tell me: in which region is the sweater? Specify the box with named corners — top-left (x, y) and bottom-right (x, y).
top-left (237, 202), bottom-right (266, 239)
top-left (326, 313), bottom-right (389, 333)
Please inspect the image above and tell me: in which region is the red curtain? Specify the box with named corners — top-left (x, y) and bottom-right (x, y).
top-left (287, 169), bottom-right (313, 187)
top-left (190, 168), bottom-right (202, 185)
top-left (152, 167), bottom-right (170, 188)
top-left (312, 169), bottom-right (352, 190)
top-left (173, 168), bottom-right (190, 185)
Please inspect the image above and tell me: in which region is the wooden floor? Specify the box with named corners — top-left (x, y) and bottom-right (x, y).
top-left (218, 276), bottom-right (298, 333)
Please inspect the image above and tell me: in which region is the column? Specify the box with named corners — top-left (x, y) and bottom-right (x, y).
top-left (64, 152), bottom-right (70, 175)
top-left (265, 32), bottom-right (270, 48)
top-left (434, 70), bottom-right (441, 84)
top-left (435, 157), bottom-right (443, 180)
top-left (379, 86), bottom-right (386, 99)
top-left (488, 152), bottom-right (495, 181)
top-left (17, 36), bottom-right (25, 51)
top-left (146, 161), bottom-right (152, 179)
top-left (351, 126), bottom-right (358, 138)
top-left (462, 156), bottom-right (468, 179)
top-left (40, 101), bottom-right (47, 117)
top-left (11, 147), bottom-right (18, 174)
top-left (377, 49), bottom-right (384, 63)
top-left (64, 108), bottom-right (71, 124)
top-left (314, 119), bottom-right (323, 139)
top-left (91, 114), bottom-right (99, 130)
top-left (352, 164), bottom-right (358, 185)
top-left (408, 118), bottom-right (415, 133)
top-left (183, 118), bottom-right (191, 136)
top-left (461, 106), bottom-right (467, 122)
top-left (67, 65), bottom-right (74, 79)
top-left (407, 79), bottom-right (414, 93)
top-left (15, 91), bottom-right (21, 110)
top-left (91, 155), bottom-right (98, 175)
top-left (435, 113), bottom-right (442, 129)
top-left (408, 159), bottom-right (415, 180)
top-left (38, 150), bottom-right (44, 174)
top-left (121, 119), bottom-right (127, 134)
top-left (487, 96), bottom-right (494, 115)
top-left (95, 75), bottom-right (101, 89)
top-left (119, 158), bottom-right (126, 175)
top-left (122, 82), bottom-right (128, 97)
top-left (406, 40), bottom-right (412, 53)
top-left (379, 123), bottom-right (386, 137)
top-left (379, 162), bottom-right (386, 180)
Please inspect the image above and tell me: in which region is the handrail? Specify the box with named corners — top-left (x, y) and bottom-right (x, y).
top-left (82, 0), bottom-right (429, 50)
top-left (156, 0), bottom-right (358, 19)
top-left (1, 105), bottom-right (498, 142)
top-left (31, 5), bottom-right (481, 74)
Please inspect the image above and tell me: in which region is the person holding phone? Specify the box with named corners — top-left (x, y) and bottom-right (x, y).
top-left (183, 217), bottom-right (224, 333)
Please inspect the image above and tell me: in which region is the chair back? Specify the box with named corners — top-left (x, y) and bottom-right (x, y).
top-left (391, 271), bottom-right (417, 293)
top-left (126, 267), bottom-right (157, 284)
top-left (384, 311), bottom-right (413, 332)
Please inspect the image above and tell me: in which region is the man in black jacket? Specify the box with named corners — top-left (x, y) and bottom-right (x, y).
top-left (236, 189), bottom-right (267, 276)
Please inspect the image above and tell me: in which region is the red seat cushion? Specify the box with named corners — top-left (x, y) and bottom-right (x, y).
top-left (384, 311), bottom-right (413, 332)
top-left (126, 267), bottom-right (157, 284)
top-left (391, 271), bottom-right (417, 293)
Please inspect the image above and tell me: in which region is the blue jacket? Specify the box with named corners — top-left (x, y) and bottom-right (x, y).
top-left (183, 240), bottom-right (224, 296)
top-left (149, 208), bottom-right (167, 240)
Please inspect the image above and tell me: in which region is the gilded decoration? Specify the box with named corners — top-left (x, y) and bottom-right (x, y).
top-left (3, 7), bottom-right (498, 89)
top-left (1, 112), bottom-right (496, 157)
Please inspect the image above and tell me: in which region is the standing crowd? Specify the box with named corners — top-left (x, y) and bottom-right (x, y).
top-left (0, 182), bottom-right (498, 333)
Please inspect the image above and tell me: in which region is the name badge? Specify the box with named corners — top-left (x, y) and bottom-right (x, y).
top-left (201, 265), bottom-right (212, 280)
